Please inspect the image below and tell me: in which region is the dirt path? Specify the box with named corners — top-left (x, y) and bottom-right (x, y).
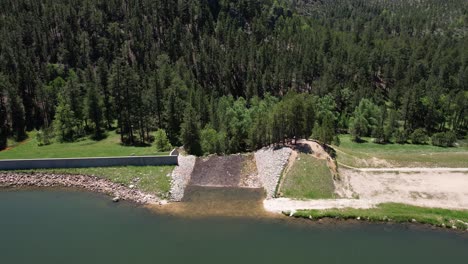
top-left (343, 166), bottom-right (468, 172)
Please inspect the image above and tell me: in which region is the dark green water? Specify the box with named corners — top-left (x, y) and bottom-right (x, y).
top-left (0, 190), bottom-right (467, 264)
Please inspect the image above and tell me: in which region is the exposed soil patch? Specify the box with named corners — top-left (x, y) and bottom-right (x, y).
top-left (341, 169), bottom-right (468, 210)
top-left (295, 140), bottom-right (339, 179)
top-left (189, 154), bottom-right (255, 187)
top-left (239, 155), bottom-right (261, 188)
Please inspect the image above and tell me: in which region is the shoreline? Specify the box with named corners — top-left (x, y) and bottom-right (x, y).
top-left (0, 172), bottom-right (163, 205)
top-left (1, 172), bottom-right (467, 232)
top-left (286, 203), bottom-right (468, 232)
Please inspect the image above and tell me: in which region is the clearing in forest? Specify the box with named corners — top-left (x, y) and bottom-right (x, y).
top-left (334, 135), bottom-right (468, 168)
top-left (0, 132), bottom-right (169, 160)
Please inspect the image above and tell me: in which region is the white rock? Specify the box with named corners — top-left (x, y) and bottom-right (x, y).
top-left (169, 155), bottom-right (196, 201)
top-left (255, 147), bottom-right (292, 198)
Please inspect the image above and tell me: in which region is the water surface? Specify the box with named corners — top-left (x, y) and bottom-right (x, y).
top-left (0, 189), bottom-right (467, 264)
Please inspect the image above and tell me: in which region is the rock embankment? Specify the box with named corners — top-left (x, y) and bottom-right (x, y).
top-left (169, 155), bottom-right (196, 201)
top-left (255, 147), bottom-right (292, 198)
top-left (0, 172), bottom-right (160, 204)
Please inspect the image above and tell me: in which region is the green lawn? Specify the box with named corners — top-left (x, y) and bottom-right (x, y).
top-left (293, 203), bottom-right (468, 230)
top-left (334, 135), bottom-right (468, 168)
top-left (281, 153), bottom-right (335, 199)
top-left (0, 132), bottom-right (169, 160)
top-left (19, 166), bottom-right (175, 198)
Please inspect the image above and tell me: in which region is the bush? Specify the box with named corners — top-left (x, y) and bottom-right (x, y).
top-left (154, 129), bottom-right (172, 152)
top-left (394, 129), bottom-right (408, 144)
top-left (410, 128), bottom-right (428, 144)
top-left (431, 131), bottom-right (457, 147)
top-left (372, 126), bottom-right (385, 144)
top-left (36, 128), bottom-right (53, 146)
top-left (200, 125), bottom-right (226, 155)
top-left (332, 135), bottom-right (340, 146)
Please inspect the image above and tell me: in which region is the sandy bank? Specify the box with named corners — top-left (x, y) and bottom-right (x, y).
top-left (265, 168), bottom-right (468, 213)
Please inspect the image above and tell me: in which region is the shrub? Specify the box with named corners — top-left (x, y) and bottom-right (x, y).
top-left (200, 125), bottom-right (226, 155)
top-left (410, 128), bottom-right (428, 144)
top-left (154, 129), bottom-right (172, 152)
top-left (348, 115), bottom-right (368, 142)
top-left (332, 135), bottom-right (341, 146)
top-left (394, 129), bottom-right (408, 144)
top-left (431, 131), bottom-right (457, 147)
top-left (36, 128), bottom-right (53, 146)
top-left (372, 126), bottom-right (385, 144)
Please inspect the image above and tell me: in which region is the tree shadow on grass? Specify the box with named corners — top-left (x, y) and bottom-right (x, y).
top-left (353, 138), bottom-right (368, 143)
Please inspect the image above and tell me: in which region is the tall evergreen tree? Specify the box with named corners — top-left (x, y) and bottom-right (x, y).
top-left (85, 84), bottom-right (104, 139)
top-left (0, 87), bottom-right (8, 150)
top-left (180, 106), bottom-right (202, 156)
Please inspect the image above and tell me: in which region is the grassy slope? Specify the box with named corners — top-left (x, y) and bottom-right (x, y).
top-left (19, 166), bottom-right (174, 198)
top-left (334, 135), bottom-right (468, 168)
top-left (293, 203), bottom-right (468, 230)
top-left (281, 153), bottom-right (335, 199)
top-left (0, 132), bottom-right (169, 160)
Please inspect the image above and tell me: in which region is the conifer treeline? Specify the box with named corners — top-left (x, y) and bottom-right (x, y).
top-left (0, 0), bottom-right (466, 153)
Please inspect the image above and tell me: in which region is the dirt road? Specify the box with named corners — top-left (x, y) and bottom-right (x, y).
top-left (348, 167), bottom-right (468, 172)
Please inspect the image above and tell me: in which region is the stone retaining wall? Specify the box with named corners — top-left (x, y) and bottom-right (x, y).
top-left (0, 155), bottom-right (178, 170)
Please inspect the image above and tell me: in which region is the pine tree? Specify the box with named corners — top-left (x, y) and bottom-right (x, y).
top-left (318, 112), bottom-right (335, 145)
top-left (9, 93), bottom-right (26, 142)
top-left (54, 94), bottom-right (78, 142)
top-left (85, 84), bottom-right (104, 139)
top-left (96, 58), bottom-right (113, 129)
top-left (154, 129), bottom-right (172, 152)
top-left (0, 89), bottom-right (8, 150)
top-left (180, 106), bottom-right (202, 156)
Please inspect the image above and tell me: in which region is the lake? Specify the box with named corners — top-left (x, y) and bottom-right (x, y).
top-left (0, 189), bottom-right (467, 264)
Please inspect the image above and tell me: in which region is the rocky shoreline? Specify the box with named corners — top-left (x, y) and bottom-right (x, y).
top-left (0, 172), bottom-right (161, 205)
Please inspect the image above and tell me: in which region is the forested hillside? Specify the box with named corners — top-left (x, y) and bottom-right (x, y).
top-left (0, 0), bottom-right (466, 155)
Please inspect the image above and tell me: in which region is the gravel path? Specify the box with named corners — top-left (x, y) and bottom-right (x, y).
top-left (0, 172), bottom-right (160, 204)
top-left (255, 147), bottom-right (292, 198)
top-left (169, 155), bottom-right (196, 201)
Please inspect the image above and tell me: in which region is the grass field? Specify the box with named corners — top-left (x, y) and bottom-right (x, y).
top-left (334, 135), bottom-right (468, 168)
top-left (293, 203), bottom-right (468, 230)
top-left (19, 166), bottom-right (175, 198)
top-left (0, 132), bottom-right (169, 160)
top-left (281, 153), bottom-right (335, 199)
